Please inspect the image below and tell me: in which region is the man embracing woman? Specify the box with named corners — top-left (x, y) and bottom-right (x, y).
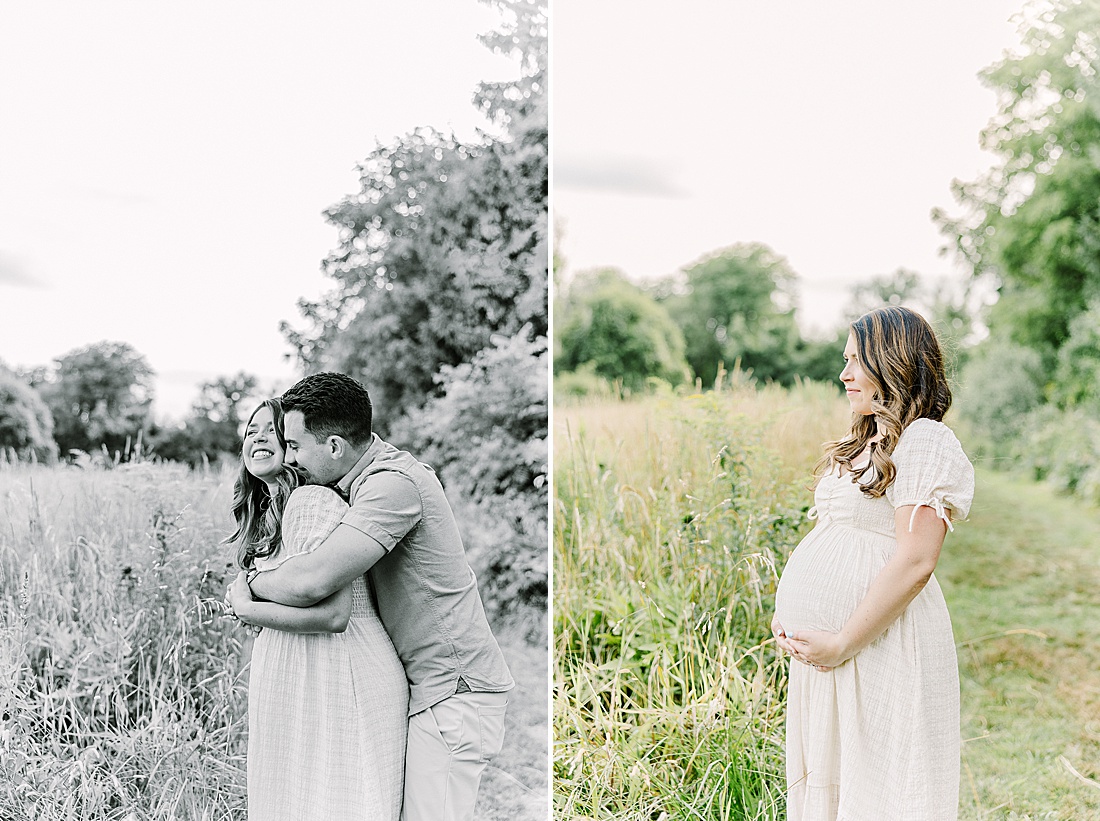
top-left (224, 372), bottom-right (514, 821)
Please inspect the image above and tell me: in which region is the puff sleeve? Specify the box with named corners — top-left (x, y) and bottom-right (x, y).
top-left (254, 485), bottom-right (349, 570)
top-left (885, 418), bottom-right (975, 533)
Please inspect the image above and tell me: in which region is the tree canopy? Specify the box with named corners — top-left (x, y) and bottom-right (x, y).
top-left (30, 342), bottom-right (154, 458)
top-left (935, 0), bottom-right (1100, 366)
top-left (282, 0), bottom-right (547, 432)
top-left (654, 243), bottom-right (804, 386)
top-left (556, 268), bottom-right (689, 391)
top-left (0, 370), bottom-right (56, 461)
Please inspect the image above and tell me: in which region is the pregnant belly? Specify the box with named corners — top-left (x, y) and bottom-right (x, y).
top-left (774, 524), bottom-right (888, 633)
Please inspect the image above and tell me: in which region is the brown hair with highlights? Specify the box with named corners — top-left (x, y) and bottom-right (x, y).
top-left (815, 306), bottom-right (952, 497)
top-left (222, 398), bottom-right (301, 569)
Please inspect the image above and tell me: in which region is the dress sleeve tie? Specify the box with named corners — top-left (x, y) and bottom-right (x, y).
top-left (907, 498), bottom-right (953, 533)
top-left (807, 505), bottom-right (820, 521)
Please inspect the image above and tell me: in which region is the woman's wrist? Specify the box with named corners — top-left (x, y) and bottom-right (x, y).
top-left (835, 627), bottom-right (858, 662)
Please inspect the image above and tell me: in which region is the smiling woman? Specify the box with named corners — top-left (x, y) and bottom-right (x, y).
top-left (242, 405), bottom-right (283, 481)
top-left (223, 396), bottom-right (409, 821)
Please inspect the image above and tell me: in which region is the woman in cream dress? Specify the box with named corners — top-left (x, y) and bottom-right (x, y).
top-left (772, 307), bottom-right (975, 820)
top-left (224, 399), bottom-right (408, 821)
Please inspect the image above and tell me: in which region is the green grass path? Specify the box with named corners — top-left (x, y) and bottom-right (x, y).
top-left (941, 468), bottom-right (1100, 818)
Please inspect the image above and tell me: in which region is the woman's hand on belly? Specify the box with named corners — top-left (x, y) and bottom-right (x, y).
top-left (772, 615), bottom-right (834, 672)
top-left (785, 628), bottom-right (848, 671)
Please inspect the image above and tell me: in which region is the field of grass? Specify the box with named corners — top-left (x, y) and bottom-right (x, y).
top-left (0, 462), bottom-right (546, 821)
top-left (942, 469), bottom-right (1100, 818)
top-left (554, 386), bottom-right (1100, 819)
top-left (554, 382), bottom-right (848, 820)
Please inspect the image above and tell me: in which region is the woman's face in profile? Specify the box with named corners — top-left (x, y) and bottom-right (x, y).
top-left (840, 332), bottom-right (875, 416)
top-left (243, 405), bottom-right (286, 481)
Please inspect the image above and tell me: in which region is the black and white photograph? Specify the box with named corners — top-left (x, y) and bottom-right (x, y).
top-left (0, 2), bottom-right (547, 819)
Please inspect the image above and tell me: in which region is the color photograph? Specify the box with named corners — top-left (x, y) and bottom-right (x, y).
top-left (553, 1), bottom-right (1100, 818)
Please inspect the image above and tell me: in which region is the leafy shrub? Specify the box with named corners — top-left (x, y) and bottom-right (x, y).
top-left (1051, 300), bottom-right (1100, 413)
top-left (390, 328), bottom-right (547, 631)
top-left (552, 362), bottom-right (618, 400)
top-left (956, 338), bottom-right (1045, 461)
top-left (1014, 405), bottom-right (1100, 503)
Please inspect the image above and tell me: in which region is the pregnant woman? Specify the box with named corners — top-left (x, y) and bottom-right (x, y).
top-left (773, 306), bottom-right (974, 820)
top-left (223, 398), bottom-right (408, 821)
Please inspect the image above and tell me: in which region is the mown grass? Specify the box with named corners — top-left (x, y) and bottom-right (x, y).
top-left (942, 468), bottom-right (1100, 819)
top-left (555, 386), bottom-right (1100, 820)
top-left (0, 462), bottom-right (545, 821)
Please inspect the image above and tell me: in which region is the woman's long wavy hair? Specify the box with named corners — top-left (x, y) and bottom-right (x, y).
top-left (814, 306), bottom-right (952, 498)
top-left (223, 398), bottom-right (300, 569)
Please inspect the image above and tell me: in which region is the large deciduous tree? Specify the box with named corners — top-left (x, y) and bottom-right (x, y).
top-left (279, 1), bottom-right (547, 624)
top-left (655, 243), bottom-right (803, 386)
top-left (934, 0), bottom-right (1100, 367)
top-left (282, 0), bottom-right (547, 433)
top-left (34, 342), bottom-right (154, 458)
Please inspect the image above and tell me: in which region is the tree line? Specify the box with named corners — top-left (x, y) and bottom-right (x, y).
top-left (0, 0), bottom-right (548, 620)
top-left (556, 0), bottom-right (1100, 503)
top-left (0, 343), bottom-right (256, 467)
top-left (553, 245), bottom-right (965, 397)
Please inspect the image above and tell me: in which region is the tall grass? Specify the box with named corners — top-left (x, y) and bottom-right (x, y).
top-left (0, 462), bottom-right (248, 820)
top-left (0, 459), bottom-right (548, 821)
top-left (553, 380), bottom-right (849, 819)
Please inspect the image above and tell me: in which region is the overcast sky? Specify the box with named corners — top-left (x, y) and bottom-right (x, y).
top-left (0, 1), bottom-right (515, 421)
top-left (553, 0), bottom-right (1028, 336)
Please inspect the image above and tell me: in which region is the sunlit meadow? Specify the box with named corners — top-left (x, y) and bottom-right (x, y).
top-left (553, 379), bottom-right (847, 820)
top-left (553, 379), bottom-right (1100, 819)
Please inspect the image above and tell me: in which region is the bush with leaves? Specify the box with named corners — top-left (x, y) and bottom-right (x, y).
top-left (957, 337), bottom-right (1046, 460)
top-left (391, 328), bottom-right (547, 627)
top-left (1014, 404), bottom-right (1100, 502)
top-left (0, 370), bottom-right (57, 462)
top-left (1051, 300), bottom-right (1100, 412)
top-left (556, 268), bottom-right (690, 392)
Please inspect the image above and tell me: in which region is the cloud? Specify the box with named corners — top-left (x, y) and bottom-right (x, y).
top-left (556, 154), bottom-right (686, 197)
top-left (0, 252), bottom-right (46, 289)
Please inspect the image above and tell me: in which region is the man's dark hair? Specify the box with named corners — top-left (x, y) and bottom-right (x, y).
top-left (279, 372), bottom-right (373, 447)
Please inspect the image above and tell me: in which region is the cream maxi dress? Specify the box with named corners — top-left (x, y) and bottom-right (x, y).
top-left (247, 485), bottom-right (409, 821)
top-left (774, 418), bottom-right (975, 821)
